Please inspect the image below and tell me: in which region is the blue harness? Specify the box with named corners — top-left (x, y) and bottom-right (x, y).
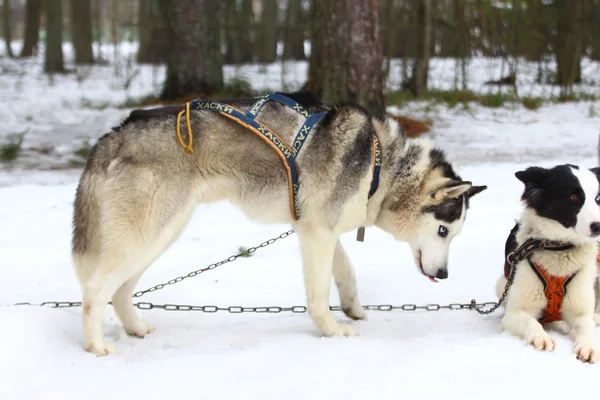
top-left (183, 93), bottom-right (381, 220)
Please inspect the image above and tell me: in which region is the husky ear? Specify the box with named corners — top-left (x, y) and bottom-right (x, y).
top-left (590, 167), bottom-right (600, 182)
top-left (515, 167), bottom-right (550, 185)
top-left (442, 181), bottom-right (472, 198)
top-left (465, 185), bottom-right (488, 198)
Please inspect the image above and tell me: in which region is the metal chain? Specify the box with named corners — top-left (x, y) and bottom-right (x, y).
top-left (131, 229), bottom-right (295, 298)
top-left (469, 262), bottom-right (514, 315)
top-left (1, 229), bottom-right (512, 316)
top-left (5, 300), bottom-right (501, 314)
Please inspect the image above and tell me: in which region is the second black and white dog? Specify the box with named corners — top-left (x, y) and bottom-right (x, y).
top-left (497, 164), bottom-right (600, 363)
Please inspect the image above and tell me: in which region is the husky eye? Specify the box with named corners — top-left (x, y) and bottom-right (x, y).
top-left (570, 194), bottom-right (579, 201)
top-left (596, 194), bottom-right (600, 204)
top-left (438, 225), bottom-right (448, 238)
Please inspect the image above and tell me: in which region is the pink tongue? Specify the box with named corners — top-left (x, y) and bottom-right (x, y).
top-left (428, 276), bottom-right (438, 283)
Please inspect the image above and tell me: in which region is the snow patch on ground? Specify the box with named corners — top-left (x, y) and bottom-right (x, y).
top-left (1, 42), bottom-right (600, 170)
top-left (1, 159), bottom-right (600, 400)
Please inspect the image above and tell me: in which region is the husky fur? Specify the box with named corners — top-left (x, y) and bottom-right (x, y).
top-left (496, 164), bottom-right (600, 363)
top-left (72, 91), bottom-right (487, 356)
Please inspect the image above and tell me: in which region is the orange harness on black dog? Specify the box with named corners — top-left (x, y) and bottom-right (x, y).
top-left (526, 260), bottom-right (577, 323)
top-left (503, 229), bottom-right (576, 324)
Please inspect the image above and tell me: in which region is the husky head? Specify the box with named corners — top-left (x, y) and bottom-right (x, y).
top-left (515, 164), bottom-right (600, 242)
top-left (376, 140), bottom-right (487, 282)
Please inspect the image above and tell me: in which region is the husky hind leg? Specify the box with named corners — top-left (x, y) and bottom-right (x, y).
top-left (332, 240), bottom-right (367, 321)
top-left (111, 206), bottom-right (194, 339)
top-left (73, 167), bottom-right (196, 356)
top-left (295, 223), bottom-right (358, 337)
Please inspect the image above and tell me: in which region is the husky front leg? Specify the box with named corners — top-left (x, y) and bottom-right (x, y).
top-left (333, 240), bottom-right (367, 321)
top-left (296, 225), bottom-right (358, 337)
top-left (500, 311), bottom-right (555, 351)
top-left (565, 314), bottom-right (599, 363)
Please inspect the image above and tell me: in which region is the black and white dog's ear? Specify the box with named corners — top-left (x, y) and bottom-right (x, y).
top-left (465, 185), bottom-right (488, 198)
top-left (515, 167), bottom-right (550, 185)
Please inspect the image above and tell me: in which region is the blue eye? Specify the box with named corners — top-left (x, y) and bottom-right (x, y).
top-left (438, 225), bottom-right (448, 238)
top-left (596, 194), bottom-right (600, 204)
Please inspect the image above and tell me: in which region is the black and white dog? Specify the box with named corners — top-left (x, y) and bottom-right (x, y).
top-left (496, 164), bottom-right (600, 363)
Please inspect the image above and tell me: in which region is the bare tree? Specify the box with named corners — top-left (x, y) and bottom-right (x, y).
top-left (306, 0), bottom-right (385, 117)
top-left (160, 0), bottom-right (223, 100)
top-left (282, 0), bottom-right (306, 60)
top-left (70, 0), bottom-right (95, 64)
top-left (2, 0), bottom-right (14, 57)
top-left (44, 0), bottom-right (66, 73)
top-left (20, 0), bottom-right (41, 57)
top-left (257, 0), bottom-right (278, 64)
top-left (554, 0), bottom-right (586, 97)
top-left (406, 0), bottom-right (431, 97)
top-left (137, 0), bottom-right (165, 64)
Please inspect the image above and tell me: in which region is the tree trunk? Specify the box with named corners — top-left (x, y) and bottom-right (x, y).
top-left (160, 0), bottom-right (223, 100)
top-left (137, 0), bottom-right (165, 63)
top-left (554, 0), bottom-right (585, 97)
top-left (44, 0), bottom-right (66, 73)
top-left (239, 0), bottom-right (255, 64)
top-left (257, 0), bottom-right (278, 64)
top-left (20, 0), bottom-right (42, 57)
top-left (305, 0), bottom-right (385, 118)
top-left (408, 0), bottom-right (431, 97)
top-left (70, 0), bottom-right (94, 64)
top-left (282, 0), bottom-right (306, 60)
top-left (2, 0), bottom-right (13, 57)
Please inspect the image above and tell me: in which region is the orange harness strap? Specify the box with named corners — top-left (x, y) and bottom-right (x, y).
top-left (527, 259), bottom-right (576, 323)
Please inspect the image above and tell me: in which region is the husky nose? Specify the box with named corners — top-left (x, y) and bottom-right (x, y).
top-left (435, 269), bottom-right (448, 279)
top-left (591, 222), bottom-right (600, 237)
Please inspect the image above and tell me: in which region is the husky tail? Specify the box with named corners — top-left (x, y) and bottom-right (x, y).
top-left (71, 132), bottom-right (121, 285)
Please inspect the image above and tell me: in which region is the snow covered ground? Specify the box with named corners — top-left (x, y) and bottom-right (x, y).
top-left (2, 41), bottom-right (600, 170)
top-left (2, 157), bottom-right (600, 400)
top-left (2, 42), bottom-right (600, 399)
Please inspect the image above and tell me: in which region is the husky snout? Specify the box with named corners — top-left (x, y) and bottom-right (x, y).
top-left (590, 222), bottom-right (600, 237)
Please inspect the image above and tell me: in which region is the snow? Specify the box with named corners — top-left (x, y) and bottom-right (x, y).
top-left (2, 41), bottom-right (600, 399)
top-left (2, 157), bottom-right (600, 399)
top-left (2, 41), bottom-right (600, 170)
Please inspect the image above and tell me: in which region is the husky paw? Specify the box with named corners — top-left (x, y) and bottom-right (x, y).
top-left (526, 333), bottom-right (555, 351)
top-left (125, 320), bottom-right (155, 338)
top-left (594, 313), bottom-right (600, 326)
top-left (322, 323), bottom-right (358, 337)
top-left (574, 344), bottom-right (599, 364)
top-left (342, 303), bottom-right (368, 321)
top-left (85, 340), bottom-right (117, 357)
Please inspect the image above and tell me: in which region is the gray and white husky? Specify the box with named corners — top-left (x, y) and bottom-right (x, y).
top-left (72, 91), bottom-right (487, 356)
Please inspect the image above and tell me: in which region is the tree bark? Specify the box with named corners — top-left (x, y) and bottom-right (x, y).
top-left (554, 0), bottom-right (585, 96)
top-left (2, 0), bottom-right (13, 57)
top-left (257, 0), bottom-right (278, 64)
top-left (282, 0), bottom-right (306, 60)
top-left (160, 0), bottom-right (223, 100)
top-left (70, 0), bottom-right (94, 64)
top-left (44, 0), bottom-right (66, 73)
top-left (305, 0), bottom-right (385, 118)
top-left (408, 0), bottom-right (431, 97)
top-left (137, 0), bottom-right (165, 63)
top-left (20, 0), bottom-right (42, 57)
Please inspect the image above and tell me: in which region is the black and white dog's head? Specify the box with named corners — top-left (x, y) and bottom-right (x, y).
top-left (515, 164), bottom-right (600, 241)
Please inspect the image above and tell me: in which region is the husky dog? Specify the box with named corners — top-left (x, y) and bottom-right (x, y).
top-left (72, 91), bottom-right (487, 356)
top-left (496, 164), bottom-right (600, 363)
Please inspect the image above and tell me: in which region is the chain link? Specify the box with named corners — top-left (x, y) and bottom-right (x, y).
top-left (2, 229), bottom-right (513, 316)
top-left (131, 230), bottom-right (295, 298)
top-left (5, 300), bottom-right (503, 314)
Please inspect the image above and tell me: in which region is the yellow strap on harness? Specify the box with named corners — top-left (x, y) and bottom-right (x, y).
top-left (176, 102), bottom-right (194, 154)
